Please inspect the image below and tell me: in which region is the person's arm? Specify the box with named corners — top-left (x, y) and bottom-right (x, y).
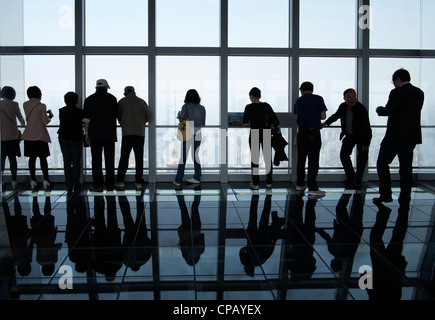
top-left (84, 120), bottom-right (91, 146)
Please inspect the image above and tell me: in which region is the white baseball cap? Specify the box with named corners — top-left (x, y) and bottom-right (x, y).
top-left (96, 79), bottom-right (110, 89)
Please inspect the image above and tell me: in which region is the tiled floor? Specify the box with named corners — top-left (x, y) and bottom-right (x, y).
top-left (0, 181), bottom-right (434, 301)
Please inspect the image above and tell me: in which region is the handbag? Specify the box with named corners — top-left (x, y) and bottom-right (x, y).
top-left (176, 107), bottom-right (192, 142)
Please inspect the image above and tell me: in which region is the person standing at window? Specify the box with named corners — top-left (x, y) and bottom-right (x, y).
top-left (114, 86), bottom-right (151, 190)
top-left (83, 79), bottom-right (118, 192)
top-left (173, 89), bottom-right (206, 187)
top-left (243, 87), bottom-right (280, 190)
top-left (294, 82), bottom-right (327, 196)
top-left (58, 92), bottom-right (84, 194)
top-left (323, 88), bottom-right (372, 189)
top-left (21, 86), bottom-right (53, 191)
top-left (0, 86), bottom-right (25, 190)
top-left (374, 69), bottom-right (424, 205)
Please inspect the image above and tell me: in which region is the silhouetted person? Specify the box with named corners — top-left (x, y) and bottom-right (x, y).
top-left (1, 86), bottom-right (25, 190)
top-left (83, 79), bottom-right (118, 192)
top-left (374, 69), bottom-right (424, 205)
top-left (176, 190), bottom-right (204, 266)
top-left (239, 194), bottom-right (285, 276)
top-left (286, 193), bottom-right (317, 281)
top-left (368, 203), bottom-right (409, 300)
top-left (323, 89), bottom-right (372, 189)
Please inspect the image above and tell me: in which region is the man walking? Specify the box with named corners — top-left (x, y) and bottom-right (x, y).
top-left (323, 88), bottom-right (372, 189)
top-left (84, 79), bottom-right (118, 192)
top-left (374, 69), bottom-right (424, 205)
top-left (114, 86), bottom-right (151, 190)
top-left (294, 82), bottom-right (327, 196)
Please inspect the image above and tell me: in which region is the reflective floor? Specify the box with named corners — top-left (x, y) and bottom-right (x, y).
top-left (0, 180), bottom-right (434, 301)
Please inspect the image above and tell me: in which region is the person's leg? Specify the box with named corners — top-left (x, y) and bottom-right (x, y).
top-left (8, 156), bottom-right (18, 181)
top-left (307, 131), bottom-right (321, 191)
top-left (71, 140), bottom-right (83, 189)
top-left (59, 139), bottom-right (73, 189)
top-left (29, 156), bottom-right (37, 181)
top-left (261, 129), bottom-right (273, 185)
top-left (397, 145), bottom-right (415, 204)
top-left (193, 136), bottom-right (202, 181)
top-left (132, 136), bottom-right (145, 183)
top-left (91, 141), bottom-right (104, 188)
top-left (175, 141), bottom-right (189, 184)
top-left (296, 132), bottom-right (308, 187)
top-left (376, 144), bottom-right (397, 200)
top-left (249, 130), bottom-right (260, 186)
top-left (116, 136), bottom-right (134, 182)
top-left (355, 143), bottom-right (369, 186)
top-left (340, 135), bottom-right (356, 182)
top-left (104, 141), bottom-right (116, 189)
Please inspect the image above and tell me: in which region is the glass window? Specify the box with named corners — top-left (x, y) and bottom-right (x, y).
top-left (22, 0), bottom-right (75, 46)
top-left (156, 56), bottom-right (220, 126)
top-left (228, 57), bottom-right (288, 112)
top-left (85, 56), bottom-right (149, 103)
top-left (0, 0), bottom-right (24, 46)
top-left (299, 57), bottom-right (356, 111)
top-left (0, 55), bottom-right (75, 172)
top-left (85, 0), bottom-right (148, 46)
top-left (370, 0), bottom-right (421, 49)
top-left (228, 0), bottom-right (289, 48)
top-left (299, 0), bottom-right (356, 49)
top-left (422, 0), bottom-right (435, 49)
top-left (369, 58), bottom-right (423, 126)
top-left (156, 0), bottom-right (219, 47)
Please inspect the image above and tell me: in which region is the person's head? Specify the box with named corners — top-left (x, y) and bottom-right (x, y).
top-left (249, 87), bottom-right (261, 103)
top-left (64, 91), bottom-right (79, 107)
top-left (299, 82), bottom-right (314, 94)
top-left (124, 86), bottom-right (135, 96)
top-left (26, 86), bottom-right (42, 99)
top-left (343, 88), bottom-right (357, 108)
top-left (95, 79), bottom-right (110, 91)
top-left (392, 69), bottom-right (411, 88)
top-left (1, 86), bottom-right (16, 100)
top-left (184, 89), bottom-right (201, 104)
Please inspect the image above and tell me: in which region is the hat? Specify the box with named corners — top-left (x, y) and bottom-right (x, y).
top-left (124, 86), bottom-right (135, 95)
top-left (96, 79), bottom-right (110, 89)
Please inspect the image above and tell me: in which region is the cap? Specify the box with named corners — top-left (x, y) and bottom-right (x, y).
top-left (96, 79), bottom-right (110, 89)
top-left (124, 86), bottom-right (135, 95)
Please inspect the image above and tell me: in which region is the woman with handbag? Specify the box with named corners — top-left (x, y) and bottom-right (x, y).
top-left (21, 86), bottom-right (53, 191)
top-left (173, 89), bottom-right (206, 187)
top-left (58, 92), bottom-right (84, 193)
top-left (0, 86), bottom-right (25, 190)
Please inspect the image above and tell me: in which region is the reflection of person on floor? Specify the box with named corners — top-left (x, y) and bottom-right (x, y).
top-left (315, 191), bottom-right (364, 273)
top-left (90, 196), bottom-right (123, 281)
top-left (286, 194), bottom-right (317, 281)
top-left (30, 196), bottom-right (62, 276)
top-left (119, 195), bottom-right (153, 272)
top-left (3, 197), bottom-right (33, 276)
top-left (65, 194), bottom-right (91, 273)
top-left (239, 194), bottom-right (285, 277)
top-left (368, 203), bottom-right (409, 300)
top-left (177, 191), bottom-right (204, 266)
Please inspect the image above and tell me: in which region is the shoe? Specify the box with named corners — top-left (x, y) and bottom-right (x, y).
top-left (173, 180), bottom-right (181, 187)
top-left (89, 186), bottom-right (104, 193)
top-left (11, 181), bottom-right (18, 190)
top-left (114, 181), bottom-right (125, 189)
top-left (249, 182), bottom-right (259, 190)
top-left (308, 189), bottom-right (325, 196)
top-left (43, 180), bottom-right (52, 191)
top-left (266, 183), bottom-right (273, 189)
top-left (30, 180), bottom-right (38, 191)
top-left (135, 182), bottom-right (143, 190)
top-left (373, 196), bottom-right (393, 203)
top-left (296, 184), bottom-right (307, 191)
top-left (186, 177), bottom-right (200, 184)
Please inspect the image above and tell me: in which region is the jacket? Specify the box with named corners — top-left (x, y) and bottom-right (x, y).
top-left (324, 101), bottom-right (372, 146)
top-left (21, 98), bottom-right (51, 143)
top-left (0, 98), bottom-right (25, 141)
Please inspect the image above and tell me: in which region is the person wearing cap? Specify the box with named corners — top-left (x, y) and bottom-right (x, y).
top-left (83, 79), bottom-right (118, 192)
top-left (294, 81), bottom-right (327, 197)
top-left (1, 86), bottom-right (25, 190)
top-left (114, 86), bottom-right (151, 190)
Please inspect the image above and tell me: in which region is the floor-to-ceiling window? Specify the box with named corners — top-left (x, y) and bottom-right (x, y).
top-left (1, 0), bottom-right (434, 183)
